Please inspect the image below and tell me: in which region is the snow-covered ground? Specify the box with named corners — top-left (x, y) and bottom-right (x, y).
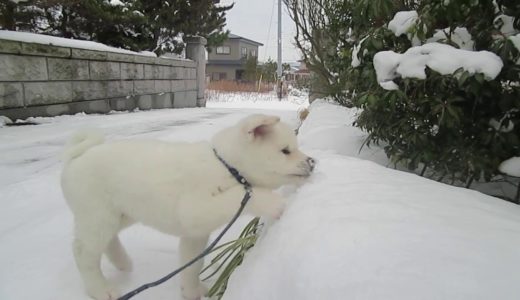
top-left (223, 100), bottom-right (520, 300)
top-left (0, 94), bottom-right (304, 300)
top-left (2, 93), bottom-right (520, 300)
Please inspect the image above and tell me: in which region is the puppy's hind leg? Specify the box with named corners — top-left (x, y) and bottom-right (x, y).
top-left (105, 236), bottom-right (133, 272)
top-left (179, 235), bottom-right (209, 300)
top-left (73, 214), bottom-right (122, 300)
top-left (105, 216), bottom-right (134, 272)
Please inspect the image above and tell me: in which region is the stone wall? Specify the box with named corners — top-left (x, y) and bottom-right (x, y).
top-left (0, 37), bottom-right (206, 120)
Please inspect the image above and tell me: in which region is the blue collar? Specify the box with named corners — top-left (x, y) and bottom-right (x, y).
top-left (213, 149), bottom-right (252, 189)
top-left (213, 149), bottom-right (252, 205)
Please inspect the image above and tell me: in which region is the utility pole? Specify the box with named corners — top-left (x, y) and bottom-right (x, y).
top-left (277, 0), bottom-right (282, 99)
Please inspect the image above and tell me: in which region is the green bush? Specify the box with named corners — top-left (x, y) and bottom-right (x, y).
top-left (339, 0), bottom-right (520, 200)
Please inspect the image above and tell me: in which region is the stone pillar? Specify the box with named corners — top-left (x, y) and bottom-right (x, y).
top-left (185, 36), bottom-right (207, 107)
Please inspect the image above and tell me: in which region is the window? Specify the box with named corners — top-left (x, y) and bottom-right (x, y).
top-left (216, 46), bottom-right (230, 54)
top-left (219, 72), bottom-right (227, 80)
top-left (241, 47), bottom-right (247, 58)
top-left (251, 49), bottom-right (257, 57)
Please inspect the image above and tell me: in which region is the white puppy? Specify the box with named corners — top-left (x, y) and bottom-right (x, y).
top-left (61, 114), bottom-right (315, 300)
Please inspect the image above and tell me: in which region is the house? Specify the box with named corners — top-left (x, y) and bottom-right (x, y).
top-left (206, 33), bottom-right (263, 81)
top-left (285, 59), bottom-right (310, 82)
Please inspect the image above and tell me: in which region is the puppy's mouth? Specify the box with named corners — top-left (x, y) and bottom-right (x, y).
top-left (288, 173), bottom-right (311, 178)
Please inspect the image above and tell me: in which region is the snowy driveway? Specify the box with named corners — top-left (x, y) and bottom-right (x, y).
top-left (0, 103), bottom-right (300, 300)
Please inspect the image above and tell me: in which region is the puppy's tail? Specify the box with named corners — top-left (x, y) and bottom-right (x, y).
top-left (63, 131), bottom-right (104, 163)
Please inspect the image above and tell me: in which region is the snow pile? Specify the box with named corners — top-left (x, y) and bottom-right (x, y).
top-left (388, 11), bottom-right (418, 37)
top-left (0, 115), bottom-right (13, 127)
top-left (0, 30), bottom-right (157, 57)
top-left (297, 99), bottom-right (388, 165)
top-left (427, 27), bottom-right (474, 50)
top-left (499, 157), bottom-right (520, 177)
top-left (222, 104), bottom-right (520, 300)
top-left (373, 43), bottom-right (503, 90)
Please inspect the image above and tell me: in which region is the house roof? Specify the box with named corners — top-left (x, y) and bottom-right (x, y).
top-left (228, 33), bottom-right (263, 46)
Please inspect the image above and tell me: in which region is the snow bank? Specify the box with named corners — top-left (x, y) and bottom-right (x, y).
top-left (388, 11), bottom-right (418, 37)
top-left (0, 30), bottom-right (157, 57)
top-left (222, 104), bottom-right (520, 300)
top-left (297, 99), bottom-right (388, 165)
top-left (373, 43), bottom-right (503, 90)
top-left (499, 157), bottom-right (520, 177)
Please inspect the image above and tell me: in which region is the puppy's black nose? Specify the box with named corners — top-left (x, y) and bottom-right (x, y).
top-left (307, 157), bottom-right (316, 171)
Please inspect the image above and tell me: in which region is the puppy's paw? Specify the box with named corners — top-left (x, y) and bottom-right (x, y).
top-left (264, 200), bottom-right (285, 220)
top-left (181, 282), bottom-right (208, 300)
top-left (248, 190), bottom-right (286, 220)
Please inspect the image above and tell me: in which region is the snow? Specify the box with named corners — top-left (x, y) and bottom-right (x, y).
top-left (373, 43), bottom-right (503, 90)
top-left (222, 99), bottom-right (520, 300)
top-left (388, 11), bottom-right (418, 37)
top-left (0, 30), bottom-right (157, 57)
top-left (297, 100), bottom-right (388, 165)
top-left (494, 15), bottom-right (516, 36)
top-left (351, 37), bottom-right (368, 68)
top-left (106, 0), bottom-right (125, 6)
top-left (489, 118), bottom-right (514, 132)
top-left (427, 27), bottom-right (474, 50)
top-left (0, 115), bottom-right (13, 127)
top-left (510, 34), bottom-right (520, 64)
top-left (499, 157), bottom-right (520, 177)
top-left (2, 92), bottom-right (520, 300)
top-left (205, 90), bottom-right (308, 111)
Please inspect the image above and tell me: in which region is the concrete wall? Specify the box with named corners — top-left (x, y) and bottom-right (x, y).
top-left (0, 37), bottom-right (206, 120)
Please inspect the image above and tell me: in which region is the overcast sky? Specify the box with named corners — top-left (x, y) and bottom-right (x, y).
top-left (221, 0), bottom-right (301, 63)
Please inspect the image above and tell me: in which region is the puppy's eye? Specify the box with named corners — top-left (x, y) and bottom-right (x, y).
top-left (281, 147), bottom-right (291, 155)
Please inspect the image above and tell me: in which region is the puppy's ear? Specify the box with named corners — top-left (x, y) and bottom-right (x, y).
top-left (242, 115), bottom-right (280, 140)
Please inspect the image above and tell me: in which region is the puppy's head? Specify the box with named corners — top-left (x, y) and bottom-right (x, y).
top-left (212, 114), bottom-right (315, 188)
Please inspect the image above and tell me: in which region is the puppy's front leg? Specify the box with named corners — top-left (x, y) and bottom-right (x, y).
top-left (247, 188), bottom-right (286, 219)
top-left (179, 235), bottom-right (209, 300)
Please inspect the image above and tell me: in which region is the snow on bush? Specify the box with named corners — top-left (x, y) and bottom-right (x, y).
top-left (373, 43), bottom-right (503, 90)
top-left (494, 14), bottom-right (516, 36)
top-left (500, 157), bottom-right (520, 177)
top-left (387, 10), bottom-right (418, 37)
top-left (427, 27), bottom-right (474, 50)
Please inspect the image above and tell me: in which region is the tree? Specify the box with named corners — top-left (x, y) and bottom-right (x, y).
top-left (259, 58), bottom-right (277, 83)
top-left (0, 0), bottom-right (233, 55)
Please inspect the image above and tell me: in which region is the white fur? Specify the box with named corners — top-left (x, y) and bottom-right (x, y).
top-left (61, 114), bottom-right (314, 300)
